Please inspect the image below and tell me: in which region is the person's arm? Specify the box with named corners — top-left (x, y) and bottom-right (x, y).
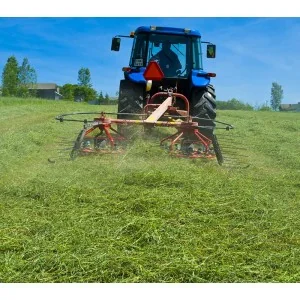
top-left (172, 52), bottom-right (182, 70)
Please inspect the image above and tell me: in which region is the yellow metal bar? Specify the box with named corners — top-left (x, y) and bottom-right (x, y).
top-left (144, 96), bottom-right (172, 123)
top-left (111, 119), bottom-right (184, 126)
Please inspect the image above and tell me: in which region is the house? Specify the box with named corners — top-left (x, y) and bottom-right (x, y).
top-left (29, 83), bottom-right (63, 100)
top-left (279, 102), bottom-right (300, 112)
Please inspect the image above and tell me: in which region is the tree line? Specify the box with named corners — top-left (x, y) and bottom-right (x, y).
top-left (1, 55), bottom-right (284, 109)
top-left (59, 68), bottom-right (114, 104)
top-left (0, 56), bottom-right (114, 103)
top-left (216, 82), bottom-right (283, 111)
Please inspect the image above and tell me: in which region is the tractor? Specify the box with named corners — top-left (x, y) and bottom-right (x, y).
top-left (111, 25), bottom-right (217, 139)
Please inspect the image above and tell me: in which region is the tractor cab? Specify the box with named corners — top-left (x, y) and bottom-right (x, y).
top-left (130, 31), bottom-right (199, 79)
top-left (111, 26), bottom-right (216, 81)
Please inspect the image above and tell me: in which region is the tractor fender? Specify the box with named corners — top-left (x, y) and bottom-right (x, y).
top-left (124, 68), bottom-right (147, 84)
top-left (190, 70), bottom-right (211, 89)
top-left (124, 68), bottom-right (211, 88)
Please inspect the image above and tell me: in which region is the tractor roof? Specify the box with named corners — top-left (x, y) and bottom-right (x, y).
top-left (135, 26), bottom-right (201, 37)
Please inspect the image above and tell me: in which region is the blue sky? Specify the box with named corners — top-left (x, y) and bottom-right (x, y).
top-left (0, 17), bottom-right (299, 106)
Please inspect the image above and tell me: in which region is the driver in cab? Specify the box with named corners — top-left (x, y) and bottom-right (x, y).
top-left (150, 41), bottom-right (182, 77)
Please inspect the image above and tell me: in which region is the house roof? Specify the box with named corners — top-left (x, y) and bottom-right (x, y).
top-left (280, 103), bottom-right (300, 111)
top-left (29, 83), bottom-right (57, 90)
top-left (280, 104), bottom-right (292, 109)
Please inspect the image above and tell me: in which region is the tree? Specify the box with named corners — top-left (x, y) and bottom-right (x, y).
top-left (98, 91), bottom-right (104, 104)
top-left (78, 68), bottom-right (92, 87)
top-left (18, 58), bottom-right (37, 97)
top-left (104, 93), bottom-right (110, 104)
top-left (60, 83), bottom-right (76, 100)
top-left (74, 85), bottom-right (97, 102)
top-left (216, 98), bottom-right (253, 110)
top-left (270, 82), bottom-right (283, 111)
top-left (259, 104), bottom-right (272, 111)
top-left (1, 56), bottom-right (19, 96)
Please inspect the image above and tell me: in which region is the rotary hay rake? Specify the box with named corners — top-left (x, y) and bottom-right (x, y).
top-left (56, 88), bottom-right (234, 165)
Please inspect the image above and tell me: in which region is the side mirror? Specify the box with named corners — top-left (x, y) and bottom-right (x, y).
top-left (207, 44), bottom-right (216, 58)
top-left (111, 37), bottom-right (121, 51)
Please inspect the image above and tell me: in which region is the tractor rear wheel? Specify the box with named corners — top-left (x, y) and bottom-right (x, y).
top-left (117, 80), bottom-right (145, 119)
top-left (191, 84), bottom-right (217, 139)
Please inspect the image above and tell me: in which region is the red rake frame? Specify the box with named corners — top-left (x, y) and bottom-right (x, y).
top-left (56, 91), bottom-right (232, 164)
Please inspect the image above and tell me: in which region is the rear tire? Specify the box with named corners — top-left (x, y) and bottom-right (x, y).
top-left (191, 84), bottom-right (217, 139)
top-left (117, 80), bottom-right (145, 135)
top-left (117, 80), bottom-right (145, 120)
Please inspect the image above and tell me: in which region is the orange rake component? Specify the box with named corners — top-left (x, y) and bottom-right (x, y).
top-left (57, 90), bottom-right (223, 163)
top-left (72, 116), bottom-right (215, 160)
top-left (69, 114), bottom-right (128, 160)
top-left (144, 91), bottom-right (190, 120)
top-left (159, 122), bottom-right (215, 158)
top-left (142, 91), bottom-right (215, 159)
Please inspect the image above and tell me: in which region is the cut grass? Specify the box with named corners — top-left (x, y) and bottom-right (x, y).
top-left (0, 97), bottom-right (300, 282)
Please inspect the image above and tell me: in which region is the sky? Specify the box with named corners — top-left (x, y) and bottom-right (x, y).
top-left (0, 5), bottom-right (300, 108)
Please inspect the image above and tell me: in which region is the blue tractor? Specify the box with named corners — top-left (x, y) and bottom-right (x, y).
top-left (111, 25), bottom-right (217, 138)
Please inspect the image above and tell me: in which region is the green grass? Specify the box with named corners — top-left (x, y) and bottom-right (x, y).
top-left (0, 97), bottom-right (300, 282)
